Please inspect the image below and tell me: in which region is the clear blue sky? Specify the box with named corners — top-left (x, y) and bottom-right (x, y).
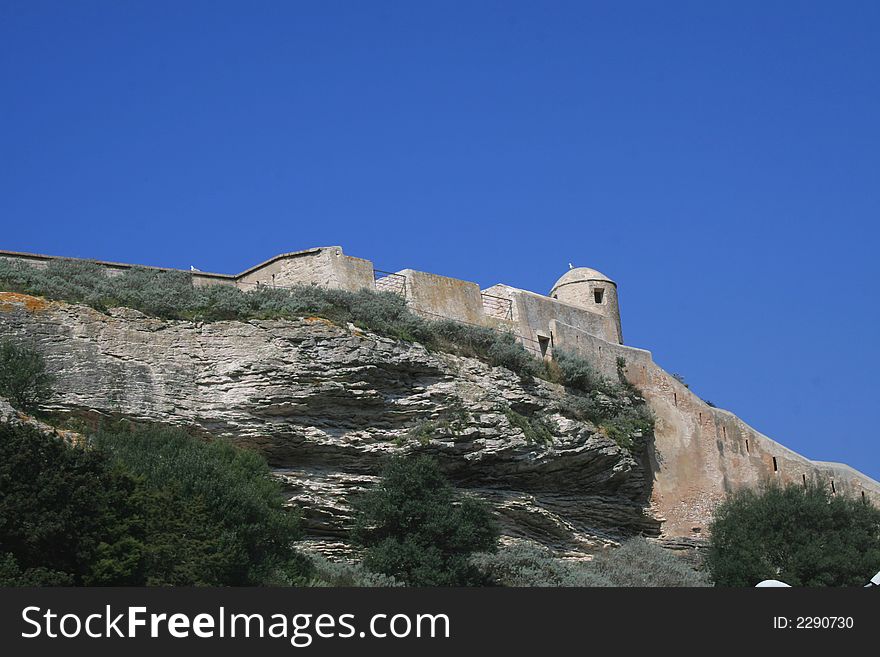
top-left (2, 2), bottom-right (878, 479)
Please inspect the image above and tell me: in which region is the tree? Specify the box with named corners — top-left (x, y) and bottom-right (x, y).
top-left (0, 421), bottom-right (309, 586)
top-left (351, 455), bottom-right (499, 586)
top-left (707, 483), bottom-right (880, 586)
top-left (0, 339), bottom-right (54, 411)
top-left (0, 422), bottom-right (146, 585)
top-left (93, 424), bottom-right (307, 586)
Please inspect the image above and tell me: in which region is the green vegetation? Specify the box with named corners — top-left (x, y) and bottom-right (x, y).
top-left (0, 421), bottom-right (308, 586)
top-left (591, 537), bottom-right (710, 586)
top-left (474, 538), bottom-right (711, 587)
top-left (93, 424), bottom-right (307, 585)
top-left (707, 483), bottom-right (880, 586)
top-left (351, 455), bottom-right (499, 586)
top-left (402, 400), bottom-right (471, 446)
top-left (0, 258), bottom-right (539, 376)
top-left (0, 422), bottom-right (143, 585)
top-left (0, 259), bottom-right (654, 451)
top-left (552, 351), bottom-right (653, 451)
top-left (0, 339), bottom-right (54, 411)
top-left (503, 408), bottom-right (555, 444)
top-left (473, 542), bottom-right (613, 586)
top-left (307, 553), bottom-right (402, 587)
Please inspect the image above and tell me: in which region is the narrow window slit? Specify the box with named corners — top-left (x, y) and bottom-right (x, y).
top-left (772, 457), bottom-right (778, 472)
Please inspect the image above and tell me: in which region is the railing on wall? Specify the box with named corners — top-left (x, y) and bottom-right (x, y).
top-left (374, 270), bottom-right (407, 297)
top-left (481, 292), bottom-right (513, 321)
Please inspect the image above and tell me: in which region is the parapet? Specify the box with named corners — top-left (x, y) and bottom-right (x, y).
top-left (0, 246), bottom-right (624, 347)
top-left (236, 246), bottom-right (375, 292)
top-left (395, 269), bottom-right (486, 325)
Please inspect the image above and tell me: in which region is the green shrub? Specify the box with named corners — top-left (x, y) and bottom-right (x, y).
top-left (503, 408), bottom-right (555, 444)
top-left (0, 422), bottom-right (145, 585)
top-left (550, 351), bottom-right (654, 451)
top-left (487, 335), bottom-right (541, 378)
top-left (0, 339), bottom-right (54, 411)
top-left (0, 421), bottom-right (308, 586)
top-left (707, 482), bottom-right (880, 587)
top-left (93, 424), bottom-right (305, 586)
top-left (548, 349), bottom-right (608, 392)
top-left (307, 553), bottom-right (402, 587)
top-left (351, 455), bottom-right (499, 586)
top-left (0, 553), bottom-right (76, 586)
top-left (475, 538), bottom-right (709, 587)
top-left (591, 538), bottom-right (710, 587)
top-left (473, 542), bottom-right (613, 587)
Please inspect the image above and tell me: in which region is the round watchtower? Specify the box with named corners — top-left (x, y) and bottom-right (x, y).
top-left (550, 267), bottom-right (622, 344)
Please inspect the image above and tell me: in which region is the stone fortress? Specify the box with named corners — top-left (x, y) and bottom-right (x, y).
top-left (2, 245), bottom-right (878, 537)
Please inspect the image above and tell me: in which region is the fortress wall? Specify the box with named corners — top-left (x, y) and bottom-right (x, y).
top-left (4, 246), bottom-right (878, 533)
top-left (0, 247), bottom-right (375, 293)
top-left (237, 247), bottom-right (329, 288)
top-left (482, 284), bottom-right (619, 352)
top-left (514, 290), bottom-right (617, 347)
top-left (0, 251), bottom-right (235, 288)
top-left (192, 275), bottom-right (236, 287)
top-left (329, 252), bottom-right (376, 292)
top-left (549, 320), bottom-right (880, 537)
top-left (236, 246), bottom-right (374, 292)
top-left (398, 269), bottom-right (487, 325)
top-left (0, 252), bottom-right (52, 271)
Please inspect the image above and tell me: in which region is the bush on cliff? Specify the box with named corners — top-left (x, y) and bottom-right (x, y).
top-left (0, 260), bottom-right (653, 448)
top-left (0, 422), bottom-right (145, 585)
top-left (306, 553), bottom-right (402, 587)
top-left (0, 420), bottom-right (308, 586)
top-left (93, 424), bottom-right (307, 586)
top-left (551, 351), bottom-right (653, 451)
top-left (351, 455), bottom-right (499, 586)
top-left (0, 338), bottom-right (54, 411)
top-left (589, 537), bottom-right (710, 586)
top-left (0, 259), bottom-right (538, 378)
top-left (707, 482), bottom-right (880, 586)
top-left (472, 542), bottom-right (614, 586)
top-left (473, 539), bottom-right (710, 587)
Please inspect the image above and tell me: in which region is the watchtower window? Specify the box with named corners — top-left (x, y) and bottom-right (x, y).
top-left (593, 288), bottom-right (605, 304)
top-left (772, 457), bottom-right (778, 472)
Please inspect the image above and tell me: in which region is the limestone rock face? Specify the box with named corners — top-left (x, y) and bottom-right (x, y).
top-left (0, 294), bottom-right (658, 555)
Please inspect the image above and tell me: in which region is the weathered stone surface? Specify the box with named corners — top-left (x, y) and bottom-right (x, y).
top-left (0, 394), bottom-right (82, 443)
top-left (0, 293), bottom-right (658, 555)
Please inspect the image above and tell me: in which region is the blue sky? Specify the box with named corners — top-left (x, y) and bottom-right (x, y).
top-left (2, 2), bottom-right (879, 479)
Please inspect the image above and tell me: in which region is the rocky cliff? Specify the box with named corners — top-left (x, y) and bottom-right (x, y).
top-left (0, 292), bottom-right (659, 557)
